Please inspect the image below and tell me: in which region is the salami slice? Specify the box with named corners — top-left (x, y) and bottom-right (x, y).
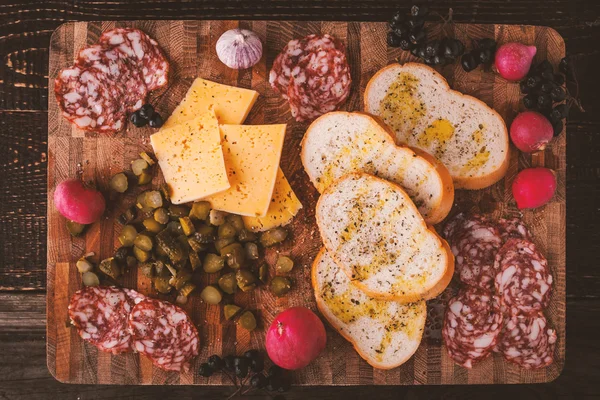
top-left (269, 38), bottom-right (307, 97)
top-left (128, 298), bottom-right (199, 372)
top-left (442, 212), bottom-right (467, 248)
top-left (452, 215), bottom-right (503, 289)
top-left (54, 65), bottom-right (128, 133)
top-left (68, 286), bottom-right (134, 354)
top-left (99, 28), bottom-right (169, 91)
top-left (442, 286), bottom-right (503, 368)
top-left (498, 217), bottom-right (532, 242)
top-left (124, 288), bottom-right (146, 305)
top-left (495, 239), bottom-right (552, 316)
top-left (77, 44), bottom-right (147, 112)
top-left (496, 312), bottom-right (556, 369)
top-left (287, 46), bottom-right (352, 121)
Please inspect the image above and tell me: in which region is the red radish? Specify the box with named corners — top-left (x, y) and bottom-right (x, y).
top-left (495, 42), bottom-right (537, 81)
top-left (54, 179), bottom-right (106, 224)
top-left (510, 111), bottom-right (554, 152)
top-left (512, 168), bottom-right (557, 209)
top-left (266, 307), bottom-right (327, 370)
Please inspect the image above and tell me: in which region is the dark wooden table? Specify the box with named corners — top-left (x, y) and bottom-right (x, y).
top-left (1, 1), bottom-right (599, 399)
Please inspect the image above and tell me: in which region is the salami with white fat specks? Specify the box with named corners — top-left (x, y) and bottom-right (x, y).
top-left (55, 65), bottom-right (128, 133)
top-left (498, 217), bottom-right (532, 242)
top-left (495, 239), bottom-right (553, 316)
top-left (128, 298), bottom-right (199, 372)
top-left (68, 286), bottom-right (135, 354)
top-left (99, 28), bottom-right (169, 91)
top-left (269, 34), bottom-right (351, 122)
top-left (442, 286), bottom-right (503, 368)
top-left (496, 312), bottom-right (556, 369)
top-left (445, 214), bottom-right (503, 290)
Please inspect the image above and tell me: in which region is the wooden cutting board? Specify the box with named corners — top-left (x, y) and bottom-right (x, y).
top-left (47, 20), bottom-right (565, 385)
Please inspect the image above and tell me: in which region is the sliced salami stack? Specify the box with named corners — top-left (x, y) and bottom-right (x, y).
top-left (441, 213), bottom-right (556, 370)
top-left (68, 286), bottom-right (199, 372)
top-left (55, 28), bottom-right (168, 134)
top-left (269, 34), bottom-right (351, 122)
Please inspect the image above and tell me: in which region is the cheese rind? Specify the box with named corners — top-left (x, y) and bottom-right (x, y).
top-left (203, 124), bottom-right (287, 217)
top-left (163, 78), bottom-right (259, 127)
top-left (150, 110), bottom-right (230, 204)
top-left (243, 168), bottom-right (303, 231)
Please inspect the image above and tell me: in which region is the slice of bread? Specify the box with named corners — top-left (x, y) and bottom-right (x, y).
top-left (364, 63), bottom-right (510, 190)
top-left (312, 248), bottom-right (426, 369)
top-left (301, 111), bottom-right (454, 225)
top-left (316, 173), bottom-right (452, 302)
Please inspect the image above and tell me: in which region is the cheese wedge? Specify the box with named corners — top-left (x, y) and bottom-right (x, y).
top-left (203, 124), bottom-right (287, 217)
top-left (150, 110), bottom-right (229, 204)
top-left (242, 168), bottom-right (303, 231)
top-left (163, 78), bottom-right (259, 127)
top-left (312, 248), bottom-right (426, 369)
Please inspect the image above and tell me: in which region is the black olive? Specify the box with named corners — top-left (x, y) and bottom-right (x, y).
top-left (399, 38), bottom-right (414, 51)
top-left (519, 80), bottom-right (531, 94)
top-left (234, 363), bottom-right (249, 378)
top-left (442, 38), bottom-right (464, 58)
top-left (138, 104), bottom-right (154, 120)
top-left (244, 349), bottom-right (260, 360)
top-left (408, 29), bottom-right (426, 45)
top-left (391, 11), bottom-right (403, 25)
top-left (223, 355), bottom-right (235, 371)
top-left (250, 373), bottom-right (267, 388)
top-left (386, 31), bottom-right (402, 48)
top-left (552, 119), bottom-right (564, 137)
top-left (129, 111), bottom-right (148, 128)
top-left (550, 86), bottom-right (566, 102)
top-left (148, 113), bottom-right (164, 128)
top-left (541, 69), bottom-right (555, 82)
top-left (198, 363), bottom-right (213, 377)
top-left (407, 16), bottom-right (425, 31)
top-left (477, 48), bottom-right (494, 65)
top-left (526, 75), bottom-right (542, 90)
top-left (268, 365), bottom-right (283, 378)
top-left (553, 103), bottom-right (570, 119)
top-left (536, 93), bottom-right (552, 110)
top-left (432, 54), bottom-right (446, 66)
top-left (553, 73), bottom-right (565, 85)
top-left (461, 53), bottom-right (479, 72)
top-left (393, 22), bottom-right (410, 37)
top-left (410, 5), bottom-right (429, 17)
top-left (416, 46), bottom-right (426, 59)
top-left (478, 38), bottom-right (497, 51)
top-left (423, 56), bottom-right (436, 66)
top-left (522, 94), bottom-right (537, 109)
top-left (424, 40), bottom-right (440, 58)
top-left (114, 247), bottom-right (131, 266)
top-left (558, 57), bottom-right (568, 74)
top-left (410, 46), bottom-right (420, 57)
top-left (540, 82), bottom-right (556, 93)
top-left (207, 354), bottom-right (224, 370)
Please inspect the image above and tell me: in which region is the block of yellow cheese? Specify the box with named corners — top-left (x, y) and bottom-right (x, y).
top-left (163, 78), bottom-right (259, 128)
top-left (150, 110), bottom-right (229, 204)
top-left (203, 124), bottom-right (287, 217)
top-left (243, 168), bottom-right (303, 231)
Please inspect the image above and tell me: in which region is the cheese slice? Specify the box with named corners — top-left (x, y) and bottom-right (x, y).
top-left (203, 124), bottom-right (286, 217)
top-left (163, 78), bottom-right (259, 128)
top-left (243, 168), bottom-right (303, 231)
top-left (150, 110), bottom-right (229, 204)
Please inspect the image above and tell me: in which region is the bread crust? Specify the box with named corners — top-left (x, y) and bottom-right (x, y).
top-left (301, 111), bottom-right (454, 225)
top-left (311, 248), bottom-right (426, 370)
top-left (316, 172), bottom-right (451, 303)
top-left (364, 62), bottom-right (510, 190)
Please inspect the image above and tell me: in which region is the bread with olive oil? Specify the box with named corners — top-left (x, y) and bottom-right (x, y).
top-left (312, 248), bottom-right (426, 369)
top-left (301, 111), bottom-right (454, 225)
top-left (364, 63), bottom-right (509, 190)
top-left (316, 173), bottom-right (453, 302)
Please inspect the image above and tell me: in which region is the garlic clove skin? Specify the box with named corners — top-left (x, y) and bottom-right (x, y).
top-left (216, 29), bottom-right (263, 70)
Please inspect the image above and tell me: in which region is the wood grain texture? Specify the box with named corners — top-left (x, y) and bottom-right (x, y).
top-left (47, 20), bottom-right (566, 385)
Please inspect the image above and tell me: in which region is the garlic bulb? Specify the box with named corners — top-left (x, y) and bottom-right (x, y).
top-left (216, 29), bottom-right (263, 70)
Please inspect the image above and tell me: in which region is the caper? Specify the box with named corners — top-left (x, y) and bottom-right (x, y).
top-left (244, 242), bottom-right (259, 260)
top-left (143, 218), bottom-right (164, 233)
top-left (156, 230), bottom-right (184, 263)
top-left (179, 282), bottom-right (196, 298)
top-left (139, 151), bottom-right (155, 166)
top-left (154, 208), bottom-right (169, 224)
top-left (238, 311), bottom-right (257, 331)
top-left (179, 217), bottom-right (196, 236)
top-left (166, 221), bottom-right (184, 236)
top-left (66, 220), bottom-right (87, 237)
top-left (224, 304), bottom-right (242, 320)
top-left (200, 286), bottom-right (222, 305)
top-left (221, 243), bottom-right (246, 269)
top-left (82, 271), bottom-right (100, 287)
top-left (169, 204), bottom-right (189, 219)
top-left (110, 172), bottom-right (129, 193)
top-left (153, 275), bottom-right (171, 294)
top-left (227, 214), bottom-right (244, 232)
top-left (218, 272), bottom-right (238, 295)
top-left (136, 192), bottom-right (152, 212)
top-left (137, 170), bottom-right (153, 185)
top-left (236, 269), bottom-right (257, 292)
top-left (238, 229), bottom-right (257, 242)
top-left (189, 251), bottom-right (202, 271)
top-left (176, 295), bottom-right (188, 305)
top-left (215, 237), bottom-right (235, 253)
top-left (188, 236), bottom-right (208, 253)
top-left (209, 210), bottom-right (228, 226)
top-left (169, 268), bottom-right (192, 290)
top-left (203, 253), bottom-right (225, 273)
top-left (270, 276), bottom-right (292, 297)
top-left (134, 233), bottom-right (153, 252)
top-left (131, 158), bottom-right (149, 176)
top-left (259, 227), bottom-right (288, 247)
top-left (195, 224), bottom-right (216, 243)
top-left (144, 191), bottom-right (163, 209)
top-left (189, 201), bottom-right (211, 220)
top-left (133, 246), bottom-right (151, 263)
top-left (218, 222), bottom-right (237, 239)
top-left (159, 183), bottom-right (171, 203)
top-left (76, 258), bottom-right (94, 274)
top-left (119, 225), bottom-right (137, 247)
top-left (276, 256), bottom-right (294, 274)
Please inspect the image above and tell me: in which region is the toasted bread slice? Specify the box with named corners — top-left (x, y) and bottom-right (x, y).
top-left (301, 111), bottom-right (454, 225)
top-left (364, 63), bottom-right (510, 190)
top-left (316, 173), bottom-right (452, 302)
top-left (312, 248), bottom-right (426, 369)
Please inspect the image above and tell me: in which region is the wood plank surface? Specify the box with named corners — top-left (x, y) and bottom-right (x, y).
top-left (47, 20), bottom-right (565, 385)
